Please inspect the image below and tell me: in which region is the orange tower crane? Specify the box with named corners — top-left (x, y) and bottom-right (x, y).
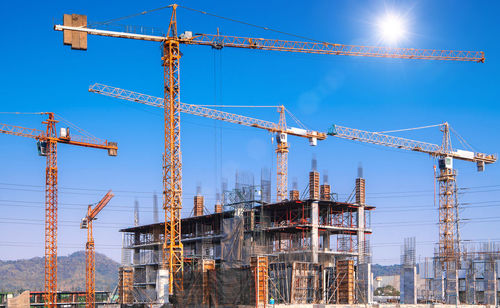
top-left (0, 113), bottom-right (117, 308)
top-left (80, 190), bottom-right (114, 308)
top-left (327, 123), bottom-right (496, 285)
top-left (88, 83), bottom-right (326, 202)
top-left (54, 4), bottom-right (483, 294)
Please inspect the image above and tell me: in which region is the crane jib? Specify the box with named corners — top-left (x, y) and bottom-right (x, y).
top-left (328, 124), bottom-right (497, 164)
top-left (54, 25), bottom-right (485, 62)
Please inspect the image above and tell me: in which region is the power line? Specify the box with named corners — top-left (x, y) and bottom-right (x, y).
top-left (177, 5), bottom-right (328, 44)
top-left (1, 181), bottom-right (500, 198)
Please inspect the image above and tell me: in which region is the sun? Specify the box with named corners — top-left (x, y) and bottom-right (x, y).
top-left (378, 13), bottom-right (407, 44)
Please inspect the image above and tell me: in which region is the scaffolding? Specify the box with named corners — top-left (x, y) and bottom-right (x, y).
top-left (420, 241), bottom-right (500, 305)
top-left (117, 172), bottom-right (374, 306)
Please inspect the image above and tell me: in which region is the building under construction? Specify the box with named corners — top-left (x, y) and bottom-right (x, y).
top-left (416, 242), bottom-right (500, 305)
top-left (117, 164), bottom-right (375, 306)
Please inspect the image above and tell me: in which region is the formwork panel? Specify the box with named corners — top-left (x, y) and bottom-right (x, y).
top-left (289, 262), bottom-right (323, 304)
top-left (336, 260), bottom-right (354, 304)
top-left (118, 266), bottom-right (134, 304)
top-left (251, 256), bottom-right (269, 307)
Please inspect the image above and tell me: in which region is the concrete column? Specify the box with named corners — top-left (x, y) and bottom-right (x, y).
top-left (156, 269), bottom-right (169, 304)
top-left (466, 265), bottom-right (476, 304)
top-left (358, 263), bottom-right (373, 304)
top-left (311, 200), bottom-right (319, 263)
top-left (445, 266), bottom-right (459, 304)
top-left (324, 232), bottom-right (330, 251)
top-left (484, 261), bottom-right (497, 305)
top-left (356, 178), bottom-right (366, 264)
top-left (400, 266), bottom-right (417, 304)
top-left (357, 207), bottom-right (365, 264)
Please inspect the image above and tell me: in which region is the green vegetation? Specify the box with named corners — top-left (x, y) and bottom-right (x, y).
top-left (374, 285), bottom-right (400, 296)
top-left (0, 251), bottom-right (119, 292)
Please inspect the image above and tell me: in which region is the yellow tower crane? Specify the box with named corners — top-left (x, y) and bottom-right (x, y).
top-left (80, 190), bottom-right (114, 308)
top-left (54, 4), bottom-right (484, 294)
top-left (0, 113), bottom-right (117, 308)
top-left (327, 123), bottom-right (496, 301)
top-left (88, 83), bottom-right (325, 202)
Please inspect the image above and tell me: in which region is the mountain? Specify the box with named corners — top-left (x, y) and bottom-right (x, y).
top-left (371, 264), bottom-right (401, 277)
top-left (0, 251), bottom-right (119, 292)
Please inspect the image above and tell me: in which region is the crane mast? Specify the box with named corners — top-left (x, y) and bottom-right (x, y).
top-left (276, 106), bottom-right (289, 201)
top-left (437, 123), bottom-right (458, 266)
top-left (44, 113), bottom-right (58, 308)
top-left (162, 7), bottom-right (184, 293)
top-left (81, 190), bottom-right (114, 308)
top-left (54, 3), bottom-right (484, 298)
top-left (0, 113), bottom-right (117, 308)
top-left (328, 123), bottom-right (497, 299)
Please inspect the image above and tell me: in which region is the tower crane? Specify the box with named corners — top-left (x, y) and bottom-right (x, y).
top-left (327, 123), bottom-right (496, 281)
top-left (54, 4), bottom-right (484, 295)
top-left (0, 113), bottom-right (117, 308)
top-left (80, 190), bottom-right (114, 308)
top-left (88, 83), bottom-right (326, 202)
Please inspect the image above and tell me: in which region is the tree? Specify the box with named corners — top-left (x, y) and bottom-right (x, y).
top-left (374, 285), bottom-right (400, 296)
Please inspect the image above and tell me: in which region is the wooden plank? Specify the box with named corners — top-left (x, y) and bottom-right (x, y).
top-left (79, 15), bottom-right (87, 50)
top-left (71, 14), bottom-right (81, 50)
top-left (336, 260), bottom-right (354, 304)
top-left (63, 14), bottom-right (72, 45)
top-left (70, 14), bottom-right (87, 50)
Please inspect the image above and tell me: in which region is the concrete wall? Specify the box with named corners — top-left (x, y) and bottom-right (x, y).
top-left (400, 266), bottom-right (417, 304)
top-left (375, 275), bottom-right (400, 290)
top-left (6, 291), bottom-right (29, 308)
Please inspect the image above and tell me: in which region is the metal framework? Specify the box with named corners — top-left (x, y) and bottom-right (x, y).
top-left (54, 3), bottom-right (485, 296)
top-left (54, 28), bottom-right (485, 63)
top-left (162, 31), bottom-right (184, 293)
top-left (81, 190), bottom-right (114, 308)
top-left (328, 123), bottom-right (497, 276)
top-left (0, 113), bottom-right (117, 308)
top-left (438, 124), bottom-right (459, 266)
top-left (44, 114), bottom-right (58, 308)
top-left (276, 106), bottom-right (289, 201)
top-left (329, 124), bottom-right (497, 163)
top-left (184, 34), bottom-right (485, 62)
top-left (89, 84), bottom-right (323, 202)
top-left (88, 83), bottom-right (324, 139)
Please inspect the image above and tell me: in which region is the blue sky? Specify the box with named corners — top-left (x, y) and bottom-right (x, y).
top-left (1, 0), bottom-right (499, 265)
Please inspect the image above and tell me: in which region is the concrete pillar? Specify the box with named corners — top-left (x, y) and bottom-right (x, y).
top-left (357, 207), bottom-right (365, 264)
top-left (433, 259), bottom-right (445, 302)
top-left (466, 264), bottom-right (476, 304)
top-left (324, 232), bottom-right (330, 251)
top-left (400, 266), bottom-right (417, 304)
top-left (356, 178), bottom-right (366, 264)
top-left (445, 264), bottom-right (459, 304)
top-left (311, 200), bottom-right (319, 263)
top-left (156, 269), bottom-right (169, 303)
top-left (358, 263), bottom-right (373, 304)
top-left (484, 261), bottom-right (497, 305)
